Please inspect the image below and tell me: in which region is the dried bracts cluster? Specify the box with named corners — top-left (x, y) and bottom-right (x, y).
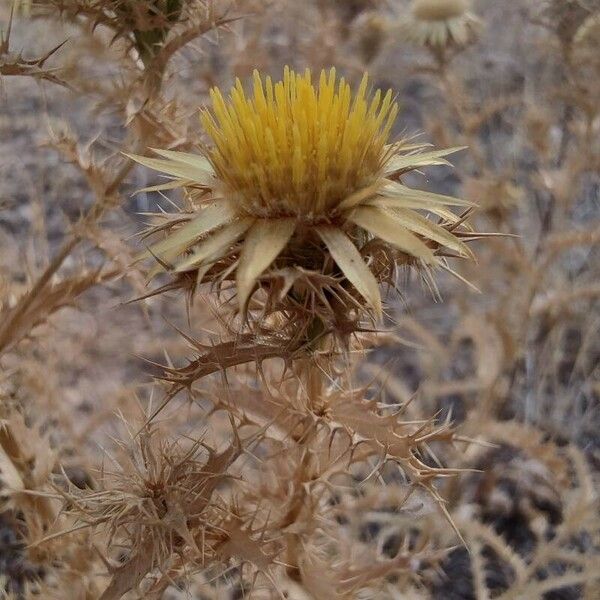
top-left (131, 67), bottom-right (475, 339)
top-left (24, 0), bottom-right (229, 90)
top-left (8, 0), bottom-right (600, 597)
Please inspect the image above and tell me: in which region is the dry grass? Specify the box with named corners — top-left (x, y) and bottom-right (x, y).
top-left (0, 0), bottom-right (599, 598)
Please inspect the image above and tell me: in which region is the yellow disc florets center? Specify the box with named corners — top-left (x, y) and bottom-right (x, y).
top-left (412, 0), bottom-right (468, 21)
top-left (200, 67), bottom-right (398, 220)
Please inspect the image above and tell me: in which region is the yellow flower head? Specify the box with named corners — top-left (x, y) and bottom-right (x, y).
top-left (402, 0), bottom-right (479, 49)
top-left (130, 68), bottom-right (474, 323)
top-left (201, 67), bottom-right (398, 219)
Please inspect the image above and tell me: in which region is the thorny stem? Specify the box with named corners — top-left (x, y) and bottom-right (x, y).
top-left (434, 58), bottom-right (487, 175)
top-left (295, 357), bottom-right (327, 413)
top-left (280, 323), bottom-right (332, 583)
top-left (0, 149), bottom-right (138, 356)
top-left (0, 0), bottom-right (237, 355)
top-left (281, 448), bottom-right (312, 583)
top-left (0, 235), bottom-right (76, 355)
top-left (145, 11), bottom-right (242, 96)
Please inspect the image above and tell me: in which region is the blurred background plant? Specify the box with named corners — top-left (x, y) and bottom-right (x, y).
top-left (0, 0), bottom-right (599, 598)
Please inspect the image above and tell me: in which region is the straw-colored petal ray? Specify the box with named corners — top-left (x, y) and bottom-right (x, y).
top-left (383, 147), bottom-right (466, 175)
top-left (349, 206), bottom-right (437, 264)
top-left (370, 197), bottom-right (465, 226)
top-left (175, 218), bottom-right (255, 273)
top-left (149, 148), bottom-right (214, 174)
top-left (316, 226), bottom-right (382, 316)
top-left (236, 218), bottom-right (296, 310)
top-left (141, 200), bottom-right (237, 261)
top-left (382, 207), bottom-right (472, 256)
top-left (135, 179), bottom-right (196, 194)
top-left (337, 182), bottom-right (384, 212)
top-left (126, 152), bottom-right (215, 186)
top-left (379, 180), bottom-right (474, 207)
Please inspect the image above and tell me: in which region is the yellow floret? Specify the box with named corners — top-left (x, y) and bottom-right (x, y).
top-left (200, 67), bottom-right (398, 219)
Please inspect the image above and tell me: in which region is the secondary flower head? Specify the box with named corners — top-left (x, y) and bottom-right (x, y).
top-left (401, 0), bottom-right (480, 49)
top-left (130, 68), bottom-right (474, 329)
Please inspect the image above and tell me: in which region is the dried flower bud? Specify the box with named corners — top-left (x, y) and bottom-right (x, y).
top-left (353, 11), bottom-right (388, 64)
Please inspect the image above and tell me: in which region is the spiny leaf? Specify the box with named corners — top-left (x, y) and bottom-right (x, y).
top-left (137, 200), bottom-right (237, 262)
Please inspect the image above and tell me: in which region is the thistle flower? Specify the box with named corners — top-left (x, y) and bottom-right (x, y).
top-left (400, 0), bottom-right (480, 49)
top-left (130, 67), bottom-right (473, 323)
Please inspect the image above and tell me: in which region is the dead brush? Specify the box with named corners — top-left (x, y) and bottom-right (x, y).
top-left (1, 0), bottom-right (600, 598)
top-left (371, 0), bottom-right (600, 595)
top-left (0, 404), bottom-right (101, 598)
top-left (56, 418), bottom-right (246, 600)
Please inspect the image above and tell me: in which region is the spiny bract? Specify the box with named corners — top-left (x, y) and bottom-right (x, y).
top-left (130, 67), bottom-right (473, 316)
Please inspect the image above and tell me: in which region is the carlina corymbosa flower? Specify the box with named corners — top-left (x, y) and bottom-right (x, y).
top-left (401, 0), bottom-right (480, 49)
top-left (129, 67), bottom-right (474, 321)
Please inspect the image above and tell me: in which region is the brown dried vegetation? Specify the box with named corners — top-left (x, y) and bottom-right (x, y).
top-left (0, 0), bottom-right (599, 598)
